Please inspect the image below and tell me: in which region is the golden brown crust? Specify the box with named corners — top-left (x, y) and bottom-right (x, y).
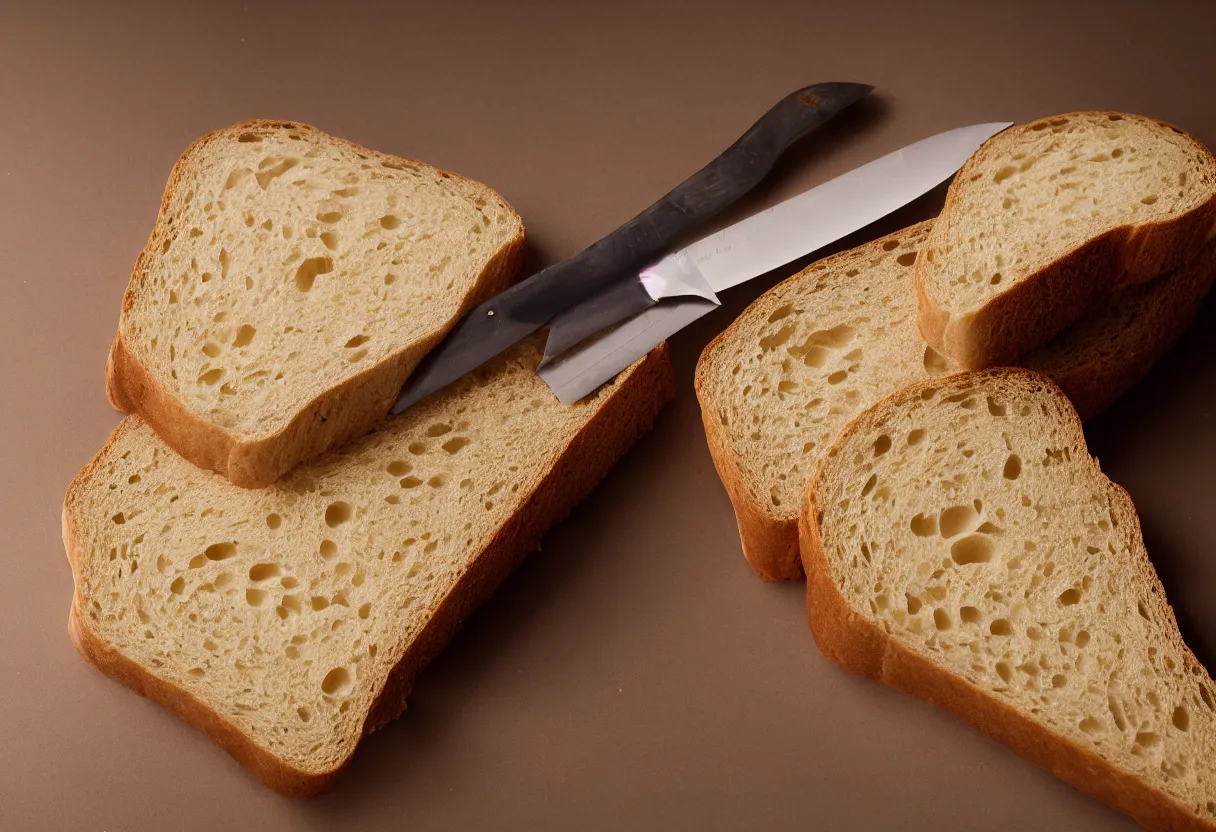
top-left (106, 119), bottom-right (527, 488)
top-left (917, 112), bottom-right (1216, 370)
top-left (799, 368), bottom-right (1216, 832)
top-left (65, 345), bottom-right (674, 797)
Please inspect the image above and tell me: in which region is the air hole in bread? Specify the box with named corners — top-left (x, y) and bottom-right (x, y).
top-left (294, 256), bottom-right (333, 292)
top-left (255, 158), bottom-right (299, 189)
top-left (321, 666), bottom-right (352, 696)
top-left (1003, 454), bottom-right (1022, 480)
top-left (759, 326), bottom-right (793, 352)
top-left (951, 534), bottom-right (994, 565)
top-left (231, 325), bottom-right (256, 348)
top-left (205, 542), bottom-right (237, 561)
top-left (248, 563), bottom-right (280, 581)
top-left (767, 304), bottom-right (793, 323)
top-left (910, 513), bottom-right (937, 537)
top-left (1058, 587), bottom-right (1082, 606)
top-left (939, 504), bottom-right (980, 538)
top-left (324, 502), bottom-right (352, 527)
top-left (442, 437), bottom-right (469, 454)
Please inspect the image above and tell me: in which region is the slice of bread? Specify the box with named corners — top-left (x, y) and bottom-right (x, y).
top-left (65, 339), bottom-right (674, 796)
top-left (917, 112), bottom-right (1216, 369)
top-left (106, 119), bottom-right (526, 488)
top-left (801, 369), bottom-right (1216, 832)
top-left (695, 222), bottom-right (1216, 581)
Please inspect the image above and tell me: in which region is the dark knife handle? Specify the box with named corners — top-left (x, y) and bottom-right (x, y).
top-left (392, 81), bottom-right (873, 414)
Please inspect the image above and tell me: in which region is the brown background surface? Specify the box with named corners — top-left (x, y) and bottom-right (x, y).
top-left (3, 0), bottom-right (1215, 828)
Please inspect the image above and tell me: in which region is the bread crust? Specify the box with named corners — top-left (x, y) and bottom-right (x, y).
top-left (66, 344), bottom-right (674, 797)
top-left (105, 119), bottom-right (527, 488)
top-left (917, 112), bottom-right (1216, 370)
top-left (800, 368), bottom-right (1216, 832)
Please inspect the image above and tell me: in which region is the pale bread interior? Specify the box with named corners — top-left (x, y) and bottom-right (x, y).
top-left (120, 121), bottom-right (522, 440)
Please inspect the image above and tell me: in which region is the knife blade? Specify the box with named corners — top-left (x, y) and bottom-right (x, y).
top-left (390, 81), bottom-right (873, 415)
top-left (537, 121), bottom-right (1013, 404)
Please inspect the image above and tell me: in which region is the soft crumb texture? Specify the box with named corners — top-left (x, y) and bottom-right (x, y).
top-left (917, 112), bottom-right (1216, 369)
top-left (65, 339), bottom-right (674, 796)
top-left (695, 221), bottom-right (1215, 582)
top-left (109, 119), bottom-right (525, 486)
top-left (803, 369), bottom-right (1216, 831)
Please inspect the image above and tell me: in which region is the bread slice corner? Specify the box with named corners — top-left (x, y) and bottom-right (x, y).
top-left (107, 119), bottom-right (526, 488)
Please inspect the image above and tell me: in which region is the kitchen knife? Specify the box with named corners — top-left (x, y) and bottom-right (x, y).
top-left (537, 121), bottom-right (1013, 404)
top-left (391, 81), bottom-right (873, 415)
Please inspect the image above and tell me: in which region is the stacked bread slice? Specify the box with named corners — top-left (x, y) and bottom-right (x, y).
top-left (697, 112), bottom-right (1216, 828)
top-left (64, 121), bottom-right (675, 794)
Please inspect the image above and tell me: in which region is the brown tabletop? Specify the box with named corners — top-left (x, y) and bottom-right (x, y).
top-left (4, 1), bottom-right (1215, 829)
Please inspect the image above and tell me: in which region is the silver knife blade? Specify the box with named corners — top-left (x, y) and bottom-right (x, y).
top-left (648, 121), bottom-right (1013, 297)
top-left (538, 121), bottom-right (1012, 403)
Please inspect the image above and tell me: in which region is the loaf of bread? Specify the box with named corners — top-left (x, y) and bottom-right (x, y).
top-left (65, 339), bottom-right (674, 795)
top-left (802, 368), bottom-right (1216, 831)
top-left (916, 112), bottom-right (1216, 369)
top-left (695, 221), bottom-right (1215, 581)
top-left (106, 120), bottom-right (526, 488)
